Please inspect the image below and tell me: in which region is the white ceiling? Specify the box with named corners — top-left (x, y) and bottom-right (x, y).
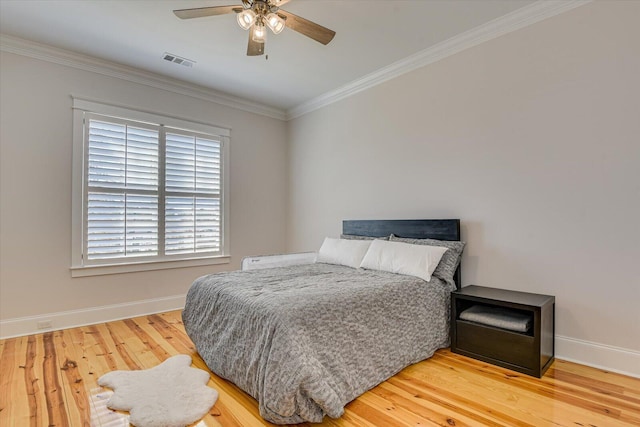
top-left (0, 0), bottom-right (537, 113)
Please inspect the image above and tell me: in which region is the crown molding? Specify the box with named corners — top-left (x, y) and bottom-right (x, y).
top-left (1, 0), bottom-right (591, 123)
top-left (0, 34), bottom-right (287, 121)
top-left (286, 0), bottom-right (592, 120)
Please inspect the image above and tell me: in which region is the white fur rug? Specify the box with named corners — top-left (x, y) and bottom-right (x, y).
top-left (98, 354), bottom-right (218, 427)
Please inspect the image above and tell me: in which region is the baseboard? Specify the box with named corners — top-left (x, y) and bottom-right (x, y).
top-left (556, 335), bottom-right (640, 378)
top-left (0, 294), bottom-right (186, 340)
top-left (2, 303), bottom-right (638, 378)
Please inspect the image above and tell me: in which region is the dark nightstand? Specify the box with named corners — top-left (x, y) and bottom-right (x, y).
top-left (451, 285), bottom-right (555, 377)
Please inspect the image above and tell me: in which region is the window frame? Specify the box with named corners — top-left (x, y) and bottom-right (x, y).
top-left (71, 97), bottom-right (230, 277)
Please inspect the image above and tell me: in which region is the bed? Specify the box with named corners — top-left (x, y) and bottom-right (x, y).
top-left (182, 219), bottom-right (462, 424)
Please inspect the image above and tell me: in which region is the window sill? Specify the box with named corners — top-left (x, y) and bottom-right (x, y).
top-left (70, 255), bottom-right (230, 277)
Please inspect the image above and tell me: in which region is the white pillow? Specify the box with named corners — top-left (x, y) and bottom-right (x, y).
top-left (316, 237), bottom-right (371, 269)
top-left (360, 239), bottom-right (448, 282)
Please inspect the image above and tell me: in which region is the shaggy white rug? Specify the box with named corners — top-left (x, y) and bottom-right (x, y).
top-left (98, 354), bottom-right (218, 427)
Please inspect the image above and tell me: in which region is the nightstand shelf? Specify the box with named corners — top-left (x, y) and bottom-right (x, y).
top-left (451, 285), bottom-right (555, 378)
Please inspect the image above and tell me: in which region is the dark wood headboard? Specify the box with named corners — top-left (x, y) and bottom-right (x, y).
top-left (343, 219), bottom-right (462, 289)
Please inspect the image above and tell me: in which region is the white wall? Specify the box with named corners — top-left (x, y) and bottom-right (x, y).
top-left (0, 51), bottom-right (288, 333)
top-left (287, 1), bottom-right (640, 375)
top-left (1, 1), bottom-right (638, 376)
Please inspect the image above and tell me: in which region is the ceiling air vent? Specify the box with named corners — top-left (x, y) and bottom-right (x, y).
top-left (163, 52), bottom-right (195, 68)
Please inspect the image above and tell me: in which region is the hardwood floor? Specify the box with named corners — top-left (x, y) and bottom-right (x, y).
top-left (1, 311), bottom-right (638, 427)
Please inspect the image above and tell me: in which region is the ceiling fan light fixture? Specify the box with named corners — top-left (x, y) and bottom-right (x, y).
top-left (252, 22), bottom-right (267, 43)
top-left (266, 13), bottom-right (285, 34)
top-left (174, 1), bottom-right (336, 56)
top-left (237, 9), bottom-right (256, 30)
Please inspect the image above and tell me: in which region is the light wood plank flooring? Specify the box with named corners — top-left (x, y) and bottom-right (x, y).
top-left (1, 310), bottom-right (638, 426)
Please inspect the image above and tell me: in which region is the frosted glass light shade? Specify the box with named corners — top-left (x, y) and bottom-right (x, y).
top-left (266, 13), bottom-right (285, 34)
top-left (252, 23), bottom-right (267, 42)
top-left (237, 9), bottom-right (256, 30)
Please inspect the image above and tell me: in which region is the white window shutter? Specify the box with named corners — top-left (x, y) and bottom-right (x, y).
top-left (86, 192), bottom-right (125, 259)
top-left (88, 120), bottom-right (126, 189)
top-left (82, 113), bottom-right (224, 265)
top-left (165, 133), bottom-right (222, 255)
top-left (86, 117), bottom-right (159, 260)
top-left (125, 194), bottom-right (159, 256)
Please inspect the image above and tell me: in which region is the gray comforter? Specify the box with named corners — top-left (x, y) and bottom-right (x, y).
top-left (182, 263), bottom-right (451, 424)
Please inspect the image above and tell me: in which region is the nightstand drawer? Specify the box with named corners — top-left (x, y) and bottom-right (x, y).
top-left (456, 320), bottom-right (536, 370)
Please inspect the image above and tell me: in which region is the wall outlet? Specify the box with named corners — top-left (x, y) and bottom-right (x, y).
top-left (37, 320), bottom-right (53, 329)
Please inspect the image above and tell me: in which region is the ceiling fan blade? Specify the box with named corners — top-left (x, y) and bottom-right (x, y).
top-left (278, 10), bottom-right (335, 45)
top-left (174, 5), bottom-right (242, 20)
top-left (272, 0), bottom-right (292, 6)
top-left (247, 26), bottom-right (265, 56)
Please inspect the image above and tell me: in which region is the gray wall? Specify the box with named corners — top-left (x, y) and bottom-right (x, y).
top-left (287, 1), bottom-right (640, 364)
top-left (0, 51), bottom-right (288, 321)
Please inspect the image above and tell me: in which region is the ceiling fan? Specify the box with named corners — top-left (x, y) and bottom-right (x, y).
top-left (174, 0), bottom-right (336, 56)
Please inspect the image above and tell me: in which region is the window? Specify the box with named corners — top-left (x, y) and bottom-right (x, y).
top-left (72, 98), bottom-right (229, 276)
